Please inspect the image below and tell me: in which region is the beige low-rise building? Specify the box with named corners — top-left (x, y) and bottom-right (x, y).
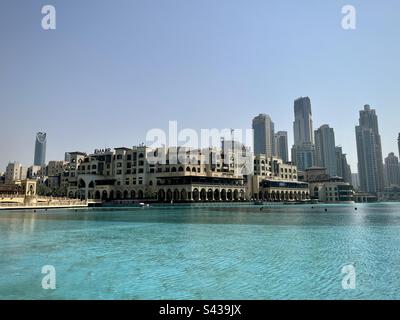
top-left (301, 167), bottom-right (354, 202)
top-left (5, 162), bottom-right (27, 184)
top-left (64, 146), bottom-right (314, 203)
top-left (67, 145), bottom-right (248, 202)
top-left (248, 155), bottom-right (310, 201)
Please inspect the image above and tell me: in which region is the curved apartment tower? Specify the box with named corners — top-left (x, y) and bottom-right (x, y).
top-left (34, 132), bottom-right (47, 167)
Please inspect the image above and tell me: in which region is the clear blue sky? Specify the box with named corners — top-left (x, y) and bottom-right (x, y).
top-left (1, 0), bottom-right (400, 172)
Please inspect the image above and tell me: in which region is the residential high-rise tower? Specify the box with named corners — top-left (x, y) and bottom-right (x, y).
top-left (314, 125), bottom-right (337, 177)
top-left (252, 114), bottom-right (275, 157)
top-left (355, 105), bottom-right (384, 193)
top-left (291, 97), bottom-right (315, 170)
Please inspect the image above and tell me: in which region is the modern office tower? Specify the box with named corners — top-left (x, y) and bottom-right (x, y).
top-left (291, 143), bottom-right (315, 171)
top-left (34, 132), bottom-right (47, 167)
top-left (384, 153), bottom-right (400, 187)
top-left (252, 114), bottom-right (275, 156)
top-left (293, 97), bottom-right (314, 145)
top-left (274, 131), bottom-right (289, 162)
top-left (351, 173), bottom-right (360, 191)
top-left (314, 125), bottom-right (337, 177)
top-left (335, 146), bottom-right (352, 184)
top-left (355, 105), bottom-right (384, 194)
top-left (291, 97), bottom-right (315, 170)
top-left (5, 162), bottom-right (27, 184)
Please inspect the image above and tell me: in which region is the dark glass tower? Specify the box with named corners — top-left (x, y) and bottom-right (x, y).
top-left (252, 114), bottom-right (275, 157)
top-left (34, 132), bottom-right (47, 167)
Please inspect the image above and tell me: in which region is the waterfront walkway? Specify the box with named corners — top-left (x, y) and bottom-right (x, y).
top-left (0, 195), bottom-right (94, 210)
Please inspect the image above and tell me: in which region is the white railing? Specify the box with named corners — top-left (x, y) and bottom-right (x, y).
top-left (0, 196), bottom-right (87, 208)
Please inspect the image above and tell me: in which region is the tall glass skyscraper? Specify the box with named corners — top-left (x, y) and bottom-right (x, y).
top-left (252, 114), bottom-right (275, 157)
top-left (274, 131), bottom-right (288, 163)
top-left (293, 97), bottom-right (314, 145)
top-left (355, 105), bottom-right (384, 194)
top-left (34, 132), bottom-right (47, 167)
top-left (314, 124), bottom-right (337, 177)
top-left (335, 146), bottom-right (352, 184)
top-left (291, 97), bottom-right (315, 171)
top-left (384, 152), bottom-right (400, 187)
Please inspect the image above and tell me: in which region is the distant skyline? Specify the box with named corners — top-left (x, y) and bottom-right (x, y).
top-left (1, 0), bottom-right (400, 172)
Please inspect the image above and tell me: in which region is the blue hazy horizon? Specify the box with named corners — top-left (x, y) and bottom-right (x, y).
top-left (1, 0), bottom-right (400, 172)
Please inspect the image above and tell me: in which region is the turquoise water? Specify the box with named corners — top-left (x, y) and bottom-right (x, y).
top-left (1, 203), bottom-right (400, 300)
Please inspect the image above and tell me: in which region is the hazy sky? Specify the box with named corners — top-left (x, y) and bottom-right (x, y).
top-left (1, 0), bottom-right (400, 172)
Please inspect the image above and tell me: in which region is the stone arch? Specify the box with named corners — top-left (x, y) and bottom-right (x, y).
top-left (192, 167), bottom-right (197, 173)
top-left (313, 186), bottom-right (319, 198)
top-left (193, 188), bottom-right (200, 201)
top-left (207, 189), bottom-right (213, 201)
top-left (214, 189), bottom-right (220, 201)
top-left (109, 190), bottom-right (114, 200)
top-left (171, 167), bottom-right (177, 173)
top-left (116, 190), bottom-right (122, 200)
top-left (173, 189), bottom-right (180, 201)
top-left (166, 189), bottom-right (173, 201)
top-left (158, 189), bottom-right (165, 201)
top-left (102, 190), bottom-right (108, 201)
top-left (180, 189), bottom-right (187, 201)
top-left (233, 190), bottom-right (239, 201)
top-left (95, 191), bottom-right (101, 199)
top-left (200, 188), bottom-right (207, 201)
top-left (221, 189), bottom-right (227, 201)
top-left (178, 166), bottom-right (184, 172)
top-left (138, 190), bottom-right (144, 199)
top-left (78, 179), bottom-right (86, 188)
top-left (227, 189), bottom-right (233, 201)
top-left (123, 190), bottom-right (129, 199)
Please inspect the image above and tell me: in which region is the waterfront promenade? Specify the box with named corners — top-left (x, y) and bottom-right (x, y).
top-left (0, 195), bottom-right (91, 210)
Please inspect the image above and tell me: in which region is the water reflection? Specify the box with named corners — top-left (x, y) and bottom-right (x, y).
top-left (1, 203), bottom-right (400, 299)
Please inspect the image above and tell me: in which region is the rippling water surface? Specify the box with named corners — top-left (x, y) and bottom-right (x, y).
top-left (1, 203), bottom-right (400, 299)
